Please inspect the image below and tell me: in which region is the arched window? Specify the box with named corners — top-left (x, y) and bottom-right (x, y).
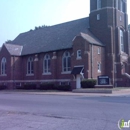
top-left (1, 57), bottom-right (6, 75)
top-left (43, 54), bottom-right (51, 73)
top-left (62, 51), bottom-right (71, 72)
top-left (27, 57), bottom-right (34, 74)
top-left (97, 0), bottom-right (101, 9)
top-left (120, 29), bottom-right (124, 52)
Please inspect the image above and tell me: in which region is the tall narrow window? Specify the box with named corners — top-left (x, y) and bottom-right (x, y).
top-left (1, 57), bottom-right (6, 75)
top-left (62, 51), bottom-right (71, 72)
top-left (97, 0), bottom-right (101, 9)
top-left (43, 54), bottom-right (51, 73)
top-left (120, 0), bottom-right (123, 12)
top-left (120, 29), bottom-right (124, 52)
top-left (116, 0), bottom-right (119, 9)
top-left (120, 16), bottom-right (122, 21)
top-left (77, 50), bottom-right (82, 59)
top-left (98, 62), bottom-right (101, 72)
top-left (97, 14), bottom-right (100, 20)
top-left (115, 64), bottom-right (117, 73)
top-left (27, 57), bottom-right (34, 74)
top-left (98, 48), bottom-right (101, 54)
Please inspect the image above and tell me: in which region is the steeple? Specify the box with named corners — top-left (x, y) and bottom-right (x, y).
top-left (89, 0), bottom-right (129, 86)
top-left (89, 0), bottom-right (128, 54)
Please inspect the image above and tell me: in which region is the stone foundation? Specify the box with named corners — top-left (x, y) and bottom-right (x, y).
top-left (95, 85), bottom-right (113, 88)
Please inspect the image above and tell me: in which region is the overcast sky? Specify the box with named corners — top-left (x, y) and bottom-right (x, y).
top-left (0, 0), bottom-right (130, 46)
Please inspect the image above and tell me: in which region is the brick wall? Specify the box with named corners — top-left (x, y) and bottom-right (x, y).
top-left (72, 35), bottom-right (105, 79)
top-left (0, 45), bottom-right (11, 81)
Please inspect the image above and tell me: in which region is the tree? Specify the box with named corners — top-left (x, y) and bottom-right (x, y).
top-left (34, 25), bottom-right (49, 30)
top-left (5, 40), bottom-right (12, 43)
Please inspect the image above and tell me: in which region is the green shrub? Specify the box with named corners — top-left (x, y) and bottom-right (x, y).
top-left (39, 83), bottom-right (71, 91)
top-left (0, 85), bottom-right (7, 90)
top-left (56, 85), bottom-right (71, 91)
top-left (81, 79), bottom-right (96, 88)
top-left (39, 83), bottom-right (54, 90)
top-left (16, 86), bottom-right (23, 89)
top-left (15, 84), bottom-right (23, 89)
top-left (23, 83), bottom-right (36, 90)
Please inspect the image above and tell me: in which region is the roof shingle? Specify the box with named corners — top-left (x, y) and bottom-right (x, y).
top-left (7, 17), bottom-right (104, 56)
top-left (80, 31), bottom-right (104, 46)
top-left (5, 44), bottom-right (23, 56)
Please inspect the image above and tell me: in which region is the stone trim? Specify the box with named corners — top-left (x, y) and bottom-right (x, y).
top-left (0, 79), bottom-right (71, 83)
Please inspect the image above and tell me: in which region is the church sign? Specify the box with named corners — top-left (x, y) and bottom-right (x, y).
top-left (98, 76), bottom-right (110, 85)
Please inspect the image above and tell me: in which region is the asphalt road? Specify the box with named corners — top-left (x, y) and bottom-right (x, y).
top-left (0, 92), bottom-right (130, 130)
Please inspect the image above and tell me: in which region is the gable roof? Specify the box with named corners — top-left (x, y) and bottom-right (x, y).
top-left (4, 44), bottom-right (23, 56)
top-left (9, 17), bottom-right (90, 55)
top-left (80, 31), bottom-right (104, 46)
top-left (7, 17), bottom-right (104, 56)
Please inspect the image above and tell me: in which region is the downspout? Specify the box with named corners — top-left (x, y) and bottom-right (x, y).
top-left (111, 26), bottom-right (115, 87)
top-left (13, 56), bottom-right (15, 88)
top-left (91, 44), bottom-right (93, 79)
top-left (113, 0), bottom-right (118, 87)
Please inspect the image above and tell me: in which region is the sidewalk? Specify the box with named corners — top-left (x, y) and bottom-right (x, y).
top-left (1, 88), bottom-right (130, 97)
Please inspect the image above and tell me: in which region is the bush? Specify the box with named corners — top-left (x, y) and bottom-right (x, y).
top-left (16, 86), bottom-right (23, 89)
top-left (39, 83), bottom-right (54, 90)
top-left (23, 83), bottom-right (36, 90)
top-left (15, 84), bottom-right (23, 89)
top-left (0, 85), bottom-right (7, 90)
top-left (39, 83), bottom-right (71, 91)
top-left (56, 85), bottom-right (71, 91)
top-left (81, 79), bottom-right (97, 88)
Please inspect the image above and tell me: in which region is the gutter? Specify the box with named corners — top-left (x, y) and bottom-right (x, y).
top-left (13, 56), bottom-right (15, 88)
top-left (91, 44), bottom-right (93, 79)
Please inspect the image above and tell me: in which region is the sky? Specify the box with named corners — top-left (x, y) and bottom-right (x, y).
top-left (0, 0), bottom-right (130, 46)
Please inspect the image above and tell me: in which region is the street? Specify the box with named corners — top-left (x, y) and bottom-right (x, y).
top-left (0, 92), bottom-right (130, 130)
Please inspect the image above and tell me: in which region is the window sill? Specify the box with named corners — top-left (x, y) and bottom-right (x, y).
top-left (120, 11), bottom-right (124, 13)
top-left (26, 74), bottom-right (34, 76)
top-left (42, 73), bottom-right (52, 75)
top-left (0, 74), bottom-right (7, 76)
top-left (98, 70), bottom-right (101, 73)
top-left (61, 71), bottom-right (71, 74)
top-left (76, 57), bottom-right (82, 60)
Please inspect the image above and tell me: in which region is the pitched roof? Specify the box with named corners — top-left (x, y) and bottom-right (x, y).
top-left (9, 17), bottom-right (90, 55)
top-left (71, 66), bottom-right (84, 75)
top-left (4, 44), bottom-right (23, 56)
top-left (80, 31), bottom-right (104, 46)
top-left (7, 17), bottom-right (104, 56)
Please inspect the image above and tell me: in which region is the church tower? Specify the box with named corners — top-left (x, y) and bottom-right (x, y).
top-left (89, 0), bottom-right (130, 86)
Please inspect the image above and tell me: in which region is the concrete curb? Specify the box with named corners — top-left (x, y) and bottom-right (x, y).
top-left (72, 89), bottom-right (112, 94)
top-left (1, 89), bottom-right (130, 97)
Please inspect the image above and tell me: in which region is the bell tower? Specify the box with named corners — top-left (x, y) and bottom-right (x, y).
top-left (89, 0), bottom-right (130, 86)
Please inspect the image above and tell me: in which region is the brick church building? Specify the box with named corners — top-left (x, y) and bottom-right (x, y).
top-left (0, 0), bottom-right (130, 89)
